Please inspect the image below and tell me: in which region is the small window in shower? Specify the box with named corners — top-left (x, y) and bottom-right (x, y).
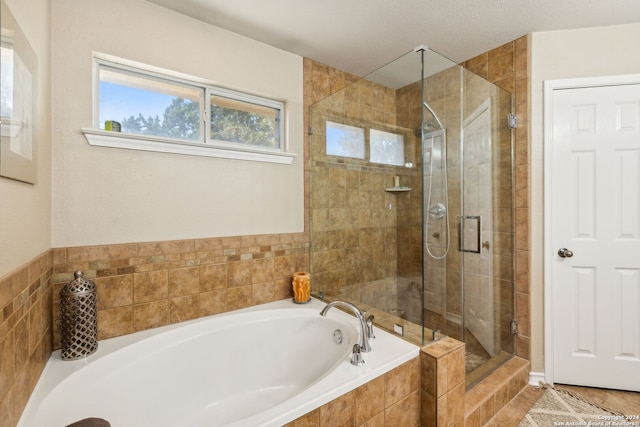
top-left (326, 121), bottom-right (365, 159)
top-left (370, 129), bottom-right (404, 166)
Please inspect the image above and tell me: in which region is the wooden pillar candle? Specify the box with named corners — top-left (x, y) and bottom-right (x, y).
top-left (292, 271), bottom-right (311, 303)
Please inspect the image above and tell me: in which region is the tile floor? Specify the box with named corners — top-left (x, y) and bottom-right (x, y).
top-left (487, 384), bottom-right (640, 426)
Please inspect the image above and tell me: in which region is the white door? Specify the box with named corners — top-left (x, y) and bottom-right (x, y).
top-left (549, 78), bottom-right (640, 391)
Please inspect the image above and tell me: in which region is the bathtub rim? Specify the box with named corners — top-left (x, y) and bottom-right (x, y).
top-left (19, 297), bottom-right (420, 427)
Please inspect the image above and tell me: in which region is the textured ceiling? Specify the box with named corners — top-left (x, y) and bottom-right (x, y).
top-left (145, 0), bottom-right (640, 77)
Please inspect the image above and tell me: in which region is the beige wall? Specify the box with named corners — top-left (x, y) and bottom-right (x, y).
top-left (0, 0), bottom-right (51, 277)
top-left (530, 22), bottom-right (640, 373)
top-left (50, 0), bottom-right (304, 248)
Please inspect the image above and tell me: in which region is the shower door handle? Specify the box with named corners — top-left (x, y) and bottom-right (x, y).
top-left (458, 215), bottom-right (481, 253)
top-left (557, 248), bottom-right (573, 258)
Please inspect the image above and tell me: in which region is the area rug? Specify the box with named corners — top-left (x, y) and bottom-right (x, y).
top-left (518, 386), bottom-right (623, 427)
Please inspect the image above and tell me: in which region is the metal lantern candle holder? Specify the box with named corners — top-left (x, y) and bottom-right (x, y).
top-left (60, 270), bottom-right (98, 360)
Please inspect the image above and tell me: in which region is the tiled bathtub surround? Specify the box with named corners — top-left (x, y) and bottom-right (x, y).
top-left (285, 357), bottom-right (421, 427)
top-left (51, 234), bottom-right (309, 345)
top-left (420, 337), bottom-right (529, 427)
top-left (0, 251), bottom-right (53, 427)
top-left (421, 338), bottom-right (467, 426)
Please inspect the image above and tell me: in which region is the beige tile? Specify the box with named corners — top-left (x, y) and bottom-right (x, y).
top-left (227, 286), bottom-right (251, 311)
top-left (199, 263), bottom-right (226, 291)
top-left (515, 292), bottom-right (530, 337)
top-left (385, 389), bottom-right (420, 427)
top-left (319, 391), bottom-right (354, 427)
top-left (436, 355), bottom-right (449, 397)
top-left (137, 239), bottom-right (194, 257)
top-left (437, 392), bottom-right (448, 426)
top-left (251, 258), bottom-right (274, 284)
top-left (447, 382), bottom-right (465, 423)
top-left (168, 266), bottom-right (199, 297)
top-left (199, 289), bottom-right (227, 316)
top-left (0, 330), bottom-right (15, 400)
top-left (52, 248), bottom-right (67, 266)
top-left (487, 385), bottom-right (543, 426)
top-left (464, 408), bottom-right (481, 427)
top-left (275, 277), bottom-right (294, 300)
top-left (284, 408), bottom-right (319, 427)
top-left (95, 275), bottom-right (133, 309)
top-left (488, 42), bottom-right (513, 59)
top-left (273, 256), bottom-right (298, 280)
top-left (447, 348), bottom-right (465, 389)
top-left (67, 244), bottom-right (137, 263)
top-left (354, 375), bottom-right (385, 425)
top-left (515, 250), bottom-right (529, 294)
top-left (98, 306), bottom-right (133, 339)
top-left (227, 260), bottom-right (252, 288)
top-left (133, 270), bottom-right (168, 303)
top-left (464, 54), bottom-right (488, 79)
top-left (421, 352), bottom-right (437, 395)
top-left (251, 281), bottom-right (275, 305)
top-left (358, 411), bottom-right (384, 427)
top-left (421, 390), bottom-right (437, 427)
top-left (133, 300), bottom-right (168, 331)
top-left (385, 357), bottom-right (419, 407)
top-left (0, 377), bottom-right (15, 427)
top-left (516, 334), bottom-right (530, 360)
top-left (169, 294), bottom-right (199, 323)
top-left (193, 237), bottom-right (222, 252)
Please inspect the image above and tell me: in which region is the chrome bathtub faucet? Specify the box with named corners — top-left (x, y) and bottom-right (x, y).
top-left (319, 300), bottom-right (372, 353)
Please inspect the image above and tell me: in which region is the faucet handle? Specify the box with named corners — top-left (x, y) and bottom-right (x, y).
top-left (366, 314), bottom-right (375, 340)
top-left (351, 344), bottom-right (365, 366)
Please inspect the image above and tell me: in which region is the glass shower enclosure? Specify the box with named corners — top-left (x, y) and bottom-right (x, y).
top-left (308, 47), bottom-right (515, 387)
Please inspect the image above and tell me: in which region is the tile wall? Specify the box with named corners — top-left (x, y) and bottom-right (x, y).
top-left (50, 234), bottom-right (309, 344)
top-left (0, 251), bottom-right (53, 427)
top-left (285, 357), bottom-right (421, 427)
top-left (421, 337), bottom-right (467, 426)
top-left (306, 59), bottom-right (415, 308)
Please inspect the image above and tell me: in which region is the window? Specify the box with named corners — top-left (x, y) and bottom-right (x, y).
top-left (324, 121), bottom-right (405, 166)
top-left (85, 57), bottom-right (292, 164)
top-left (209, 88), bottom-right (281, 149)
top-left (325, 121), bottom-right (365, 159)
top-left (370, 129), bottom-right (404, 166)
top-left (99, 64), bottom-right (203, 141)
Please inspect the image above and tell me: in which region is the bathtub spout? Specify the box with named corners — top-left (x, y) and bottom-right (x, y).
top-left (319, 301), bottom-right (371, 353)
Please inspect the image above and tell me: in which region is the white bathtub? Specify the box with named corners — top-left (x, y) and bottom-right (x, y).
top-left (19, 298), bottom-right (419, 427)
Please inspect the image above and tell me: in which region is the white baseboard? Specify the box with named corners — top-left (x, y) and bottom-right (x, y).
top-left (529, 371), bottom-right (546, 386)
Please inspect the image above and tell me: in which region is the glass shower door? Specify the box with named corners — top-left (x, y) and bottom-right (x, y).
top-left (461, 69), bottom-right (515, 382)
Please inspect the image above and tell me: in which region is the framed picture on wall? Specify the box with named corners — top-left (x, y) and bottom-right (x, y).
top-left (1, 0), bottom-right (37, 184)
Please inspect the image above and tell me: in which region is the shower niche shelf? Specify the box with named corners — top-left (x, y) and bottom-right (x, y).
top-left (385, 186), bottom-right (411, 192)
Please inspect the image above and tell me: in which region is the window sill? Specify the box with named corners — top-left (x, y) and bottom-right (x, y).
top-left (82, 129), bottom-right (296, 165)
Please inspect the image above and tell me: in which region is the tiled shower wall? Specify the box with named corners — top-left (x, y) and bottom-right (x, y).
top-left (306, 60), bottom-right (415, 310)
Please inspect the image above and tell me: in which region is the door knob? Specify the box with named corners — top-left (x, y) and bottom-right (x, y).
top-left (558, 248), bottom-right (574, 258)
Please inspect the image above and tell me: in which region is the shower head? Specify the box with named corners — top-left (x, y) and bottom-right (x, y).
top-left (422, 102), bottom-right (445, 130)
top-left (414, 102), bottom-right (445, 136)
top-left (414, 115), bottom-right (442, 136)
